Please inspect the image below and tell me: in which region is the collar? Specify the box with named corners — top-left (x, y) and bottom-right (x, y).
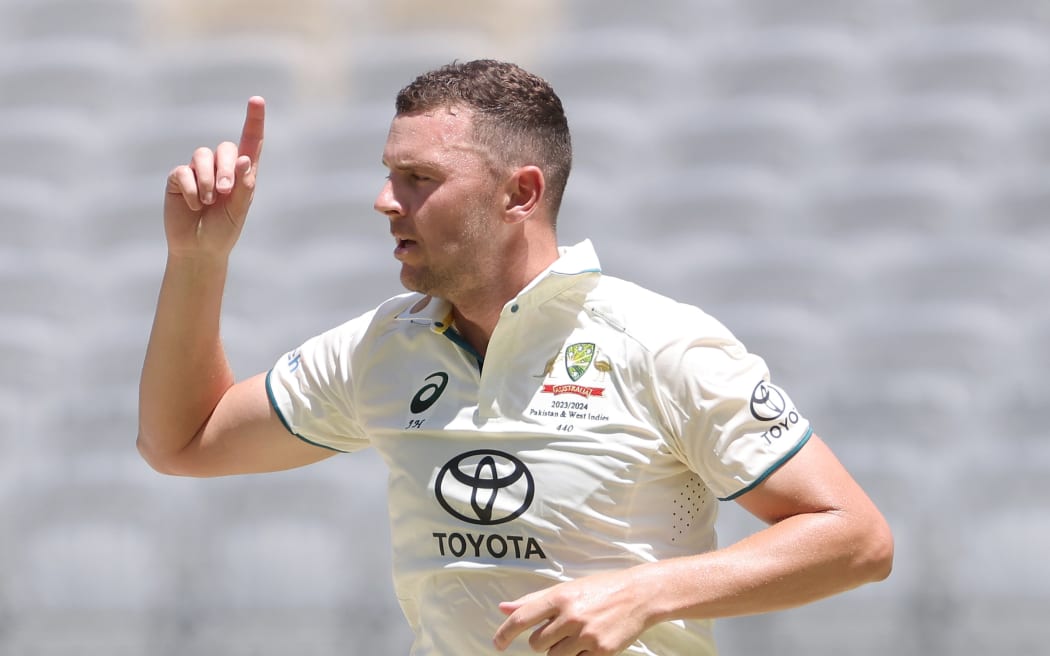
top-left (510, 239), bottom-right (602, 310)
top-left (394, 294), bottom-right (455, 334)
top-left (394, 239), bottom-right (602, 332)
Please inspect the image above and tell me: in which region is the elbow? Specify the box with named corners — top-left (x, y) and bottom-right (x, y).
top-left (857, 514), bottom-right (894, 584)
top-left (136, 431), bottom-right (195, 477)
top-left (136, 432), bottom-right (177, 475)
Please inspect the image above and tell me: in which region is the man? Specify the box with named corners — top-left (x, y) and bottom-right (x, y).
top-left (139, 60), bottom-right (892, 655)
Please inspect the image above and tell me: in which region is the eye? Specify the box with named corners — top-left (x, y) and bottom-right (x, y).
top-left (410, 172), bottom-right (431, 182)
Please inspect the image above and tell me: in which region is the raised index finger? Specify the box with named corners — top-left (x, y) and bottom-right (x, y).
top-left (238, 96), bottom-right (266, 166)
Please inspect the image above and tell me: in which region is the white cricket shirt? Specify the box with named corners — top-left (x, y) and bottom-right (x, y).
top-left (267, 240), bottom-right (812, 655)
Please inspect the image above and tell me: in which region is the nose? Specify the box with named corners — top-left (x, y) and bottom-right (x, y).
top-left (374, 178), bottom-right (402, 218)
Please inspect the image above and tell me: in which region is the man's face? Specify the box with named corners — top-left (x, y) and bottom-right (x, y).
top-left (375, 107), bottom-right (504, 300)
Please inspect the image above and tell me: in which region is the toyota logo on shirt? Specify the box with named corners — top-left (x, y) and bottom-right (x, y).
top-left (434, 450), bottom-right (535, 525)
top-left (749, 380), bottom-right (788, 421)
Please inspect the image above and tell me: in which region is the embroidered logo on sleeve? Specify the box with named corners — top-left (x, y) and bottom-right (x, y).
top-left (749, 380), bottom-right (805, 445)
top-left (286, 349), bottom-right (302, 374)
top-left (749, 381), bottom-right (787, 421)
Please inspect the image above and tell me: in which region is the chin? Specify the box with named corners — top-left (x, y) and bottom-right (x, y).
top-left (399, 268), bottom-right (431, 295)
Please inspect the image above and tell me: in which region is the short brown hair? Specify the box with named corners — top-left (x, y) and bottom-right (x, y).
top-left (395, 59), bottom-right (573, 224)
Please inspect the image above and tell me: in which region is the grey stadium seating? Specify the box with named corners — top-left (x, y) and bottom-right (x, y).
top-left (1, 0), bottom-right (1047, 653)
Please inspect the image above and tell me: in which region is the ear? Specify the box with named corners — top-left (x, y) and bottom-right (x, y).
top-left (502, 165), bottom-right (545, 225)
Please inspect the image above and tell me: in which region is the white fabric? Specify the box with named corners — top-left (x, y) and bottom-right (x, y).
top-left (267, 239), bottom-right (812, 656)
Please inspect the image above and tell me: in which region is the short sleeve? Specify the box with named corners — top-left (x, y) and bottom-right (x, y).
top-left (266, 315), bottom-right (373, 453)
top-left (656, 327), bottom-right (813, 501)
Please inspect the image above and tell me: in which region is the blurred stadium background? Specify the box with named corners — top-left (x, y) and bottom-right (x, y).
top-left (1, 0), bottom-right (1048, 654)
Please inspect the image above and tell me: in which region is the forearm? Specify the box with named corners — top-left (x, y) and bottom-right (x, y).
top-left (138, 253), bottom-right (234, 468)
top-left (643, 508), bottom-right (892, 624)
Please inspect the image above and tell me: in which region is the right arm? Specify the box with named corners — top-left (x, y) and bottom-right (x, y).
top-left (137, 97), bottom-right (336, 477)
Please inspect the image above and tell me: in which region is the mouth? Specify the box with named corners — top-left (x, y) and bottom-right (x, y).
top-left (393, 237), bottom-right (418, 259)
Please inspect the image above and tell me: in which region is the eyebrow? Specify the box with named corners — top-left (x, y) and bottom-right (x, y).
top-left (381, 157), bottom-right (442, 171)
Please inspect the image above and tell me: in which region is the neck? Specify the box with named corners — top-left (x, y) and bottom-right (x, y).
top-left (449, 232), bottom-right (559, 357)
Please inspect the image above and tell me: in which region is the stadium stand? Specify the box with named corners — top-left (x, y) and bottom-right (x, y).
top-left (2, 0), bottom-right (1047, 653)
top-left (1, 0), bottom-right (144, 44)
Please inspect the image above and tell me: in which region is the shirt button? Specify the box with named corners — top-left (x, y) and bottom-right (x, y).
top-left (510, 304), bottom-right (519, 313)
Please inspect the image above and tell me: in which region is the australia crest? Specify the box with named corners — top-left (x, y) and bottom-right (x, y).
top-left (565, 342), bottom-right (596, 381)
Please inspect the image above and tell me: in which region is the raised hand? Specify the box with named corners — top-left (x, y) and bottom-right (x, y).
top-left (164, 96), bottom-right (266, 259)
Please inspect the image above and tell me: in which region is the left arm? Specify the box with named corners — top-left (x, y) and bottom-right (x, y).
top-left (493, 434), bottom-right (893, 654)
